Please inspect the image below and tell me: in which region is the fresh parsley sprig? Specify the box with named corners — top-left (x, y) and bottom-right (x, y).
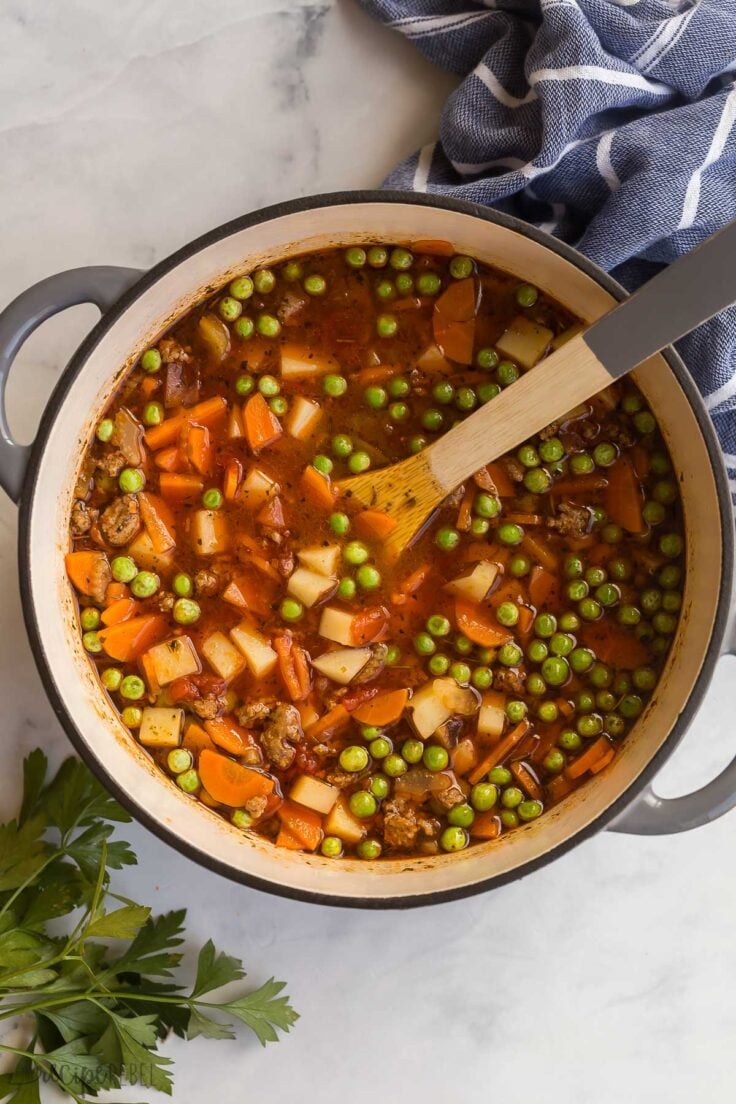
top-left (0, 750), bottom-right (297, 1102)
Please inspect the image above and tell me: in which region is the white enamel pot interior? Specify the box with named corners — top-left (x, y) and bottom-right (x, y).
top-left (15, 193), bottom-right (734, 907)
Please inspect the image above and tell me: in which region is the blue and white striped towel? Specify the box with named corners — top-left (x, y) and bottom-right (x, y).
top-left (360, 0), bottom-right (736, 496)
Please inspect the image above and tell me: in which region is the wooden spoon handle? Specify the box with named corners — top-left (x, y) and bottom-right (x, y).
top-left (425, 332), bottom-right (612, 495)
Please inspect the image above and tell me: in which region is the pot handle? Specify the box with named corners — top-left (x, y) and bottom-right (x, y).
top-left (0, 266), bottom-right (143, 503)
top-left (609, 595), bottom-right (736, 835)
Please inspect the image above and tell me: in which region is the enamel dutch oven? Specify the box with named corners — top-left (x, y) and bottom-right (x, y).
top-left (2, 192), bottom-right (735, 909)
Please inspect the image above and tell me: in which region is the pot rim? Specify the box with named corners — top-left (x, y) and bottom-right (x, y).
top-left (16, 189), bottom-right (735, 908)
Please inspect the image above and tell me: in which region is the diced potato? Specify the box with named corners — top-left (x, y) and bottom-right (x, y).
top-left (550, 322), bottom-right (584, 351)
top-left (324, 794), bottom-right (367, 845)
top-left (138, 707), bottom-right (185, 749)
top-left (145, 636), bottom-right (201, 687)
top-left (297, 545), bottom-right (341, 578)
top-left (285, 395), bottom-right (323, 440)
top-left (201, 631), bottom-right (247, 681)
top-left (227, 405), bottom-right (245, 439)
top-left (241, 466), bottom-right (279, 508)
top-left (416, 343), bottom-right (452, 373)
top-left (280, 344), bottom-right (338, 380)
top-left (444, 560), bottom-right (500, 603)
top-left (287, 567), bottom-right (337, 609)
top-left (435, 679), bottom-right (481, 716)
top-left (230, 621), bottom-right (278, 678)
top-left (126, 530), bottom-right (175, 573)
top-left (290, 774), bottom-right (338, 815)
top-left (407, 680), bottom-right (454, 740)
top-left (318, 606), bottom-right (358, 646)
top-left (477, 694), bottom-right (506, 739)
top-left (192, 509), bottom-right (229, 555)
top-left (311, 647), bottom-right (371, 685)
top-left (495, 315), bottom-right (554, 370)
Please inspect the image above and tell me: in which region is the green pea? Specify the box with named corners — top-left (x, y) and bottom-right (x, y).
top-left (388, 376), bottom-right (410, 399)
top-left (471, 666), bottom-right (493, 691)
top-left (449, 255), bottom-right (473, 279)
top-left (375, 278), bottom-right (396, 302)
top-left (432, 380), bottom-right (454, 405)
top-left (344, 246), bottom-right (367, 268)
top-left (633, 666), bottom-right (657, 691)
top-left (577, 714), bottom-right (603, 738)
top-left (328, 512), bottom-right (349, 537)
top-left (518, 799), bottom-right (543, 822)
top-left (470, 783), bottom-right (497, 811)
top-left (558, 729), bottom-right (582, 752)
top-left (549, 632), bottom-right (574, 657)
top-left (659, 533), bottom-right (683, 559)
top-left (416, 272), bottom-right (441, 295)
top-left (474, 493), bottom-right (500, 518)
top-left (143, 401), bottom-right (164, 427)
top-left (235, 373), bottom-right (255, 396)
top-left (525, 673), bottom-right (545, 697)
top-left (388, 402), bottom-right (408, 422)
top-left (235, 317), bottom-right (255, 341)
top-left (589, 662), bottom-right (612, 688)
top-left (476, 347), bottom-right (499, 371)
top-left (596, 691), bottom-right (616, 712)
top-left (440, 826), bottom-right (468, 852)
top-left (408, 436), bottom-right (427, 454)
top-left (219, 296), bottom-right (242, 322)
top-left (618, 604), bottom-right (641, 626)
top-left (323, 374), bottom-right (348, 397)
top-left (563, 554), bottom-right (584, 580)
top-left (537, 701), bottom-right (558, 724)
top-left (576, 690), bottom-right (596, 714)
top-left (202, 488), bottom-right (224, 510)
top-left (173, 572), bottom-right (193, 598)
top-left (605, 712), bottom-right (626, 737)
top-left (569, 647), bottom-right (594, 674)
top-left (111, 556), bottom-right (137, 583)
top-left (500, 810), bottom-right (519, 829)
top-left (131, 571), bottom-right (159, 599)
top-left (356, 565), bottom-right (382, 591)
top-left (650, 452), bottom-right (671, 475)
top-left (401, 739), bottom-right (424, 765)
top-left (497, 522), bottom-right (523, 546)
top-left (395, 273), bottom-right (414, 296)
top-left (119, 468), bottom-right (144, 494)
top-left (501, 786), bottom-right (523, 809)
top-left (601, 523), bottom-right (623, 545)
top-left (369, 738), bottom-right (392, 760)
top-left (361, 726), bottom-right (382, 741)
top-left (367, 246), bottom-right (388, 268)
top-left (620, 694), bottom-right (644, 719)
top-left (173, 598), bottom-right (201, 625)
top-left (426, 614), bottom-right (451, 637)
top-left (348, 451), bottom-right (371, 474)
top-left (541, 656), bottom-right (570, 687)
top-left (120, 675), bottom-right (145, 701)
top-left (364, 385), bottom-right (388, 409)
top-left (517, 444), bottom-right (539, 469)
top-left (96, 418), bottom-right (114, 443)
top-left (230, 275), bottom-right (254, 300)
top-left (526, 640), bottom-right (548, 664)
top-left (421, 408), bottom-right (444, 432)
top-left (414, 632), bottom-right (436, 657)
top-left (176, 769), bottom-right (201, 794)
top-left (321, 836), bottom-right (343, 858)
top-left (390, 247), bottom-right (413, 271)
top-left (344, 541), bottom-right (369, 565)
top-left (662, 591), bottom-right (681, 613)
top-left (256, 313), bottom-right (281, 338)
top-left (168, 748), bottom-right (193, 775)
top-left (121, 706), bottom-right (143, 728)
top-left (505, 701), bottom-right (527, 724)
top-left (428, 654), bottom-right (450, 676)
top-left (578, 597), bottom-right (602, 621)
top-left (593, 441), bottom-right (617, 467)
top-left (455, 387), bottom-right (477, 412)
top-left (312, 454), bottom-right (333, 476)
top-left (609, 557), bottom-right (632, 581)
top-left (349, 791), bottom-right (377, 819)
top-left (383, 754), bottom-right (407, 778)
top-left (370, 775), bottom-right (390, 800)
top-left (471, 518), bottom-right (489, 537)
top-left (570, 452), bottom-right (594, 475)
top-left (539, 437), bottom-right (564, 463)
top-left (82, 630), bottom-right (102, 654)
top-left (140, 348), bottom-right (162, 373)
top-left (257, 374), bottom-right (280, 398)
top-left (477, 647), bottom-right (495, 664)
top-left (534, 613), bottom-right (557, 638)
top-left (101, 667), bottom-right (122, 692)
top-left (357, 839), bottom-right (383, 859)
top-left (498, 643), bottom-right (522, 667)
top-left (280, 597), bottom-right (304, 622)
top-left (332, 433), bottom-right (353, 458)
top-left (385, 645), bottom-right (402, 666)
top-left (634, 411), bottom-right (656, 435)
top-left (497, 360), bottom-right (519, 387)
top-left (496, 602), bottom-right (519, 627)
top-left (509, 553), bottom-right (531, 577)
top-left (559, 611), bottom-right (581, 632)
top-left (622, 393), bottom-right (643, 414)
top-left (524, 467), bottom-right (552, 494)
top-left (435, 527), bottom-right (460, 552)
top-left (340, 745), bottom-right (369, 773)
top-left (658, 564), bottom-right (681, 589)
top-left (643, 500), bottom-right (666, 527)
top-left (653, 611), bottom-right (677, 635)
top-left (543, 749), bottom-right (565, 773)
top-left (252, 268), bottom-right (276, 294)
top-left (376, 313), bottom-right (398, 338)
top-left (231, 810), bottom-right (254, 831)
top-left (449, 662), bottom-right (471, 684)
top-left (516, 283), bottom-right (538, 307)
top-left (448, 803), bottom-right (475, 828)
top-left (640, 588), bottom-right (662, 614)
top-left (80, 607), bottom-right (100, 632)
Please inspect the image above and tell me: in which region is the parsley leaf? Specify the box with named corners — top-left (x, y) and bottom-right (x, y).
top-left (0, 752), bottom-right (297, 1102)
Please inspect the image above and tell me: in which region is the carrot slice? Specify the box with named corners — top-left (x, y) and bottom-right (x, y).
top-left (65, 551), bottom-right (110, 598)
top-left (158, 472), bottom-right (204, 504)
top-left (456, 484), bottom-right (474, 532)
top-left (204, 717), bottom-right (258, 757)
top-left (455, 597), bottom-right (513, 648)
top-left (274, 632), bottom-right (311, 702)
top-left (547, 774), bottom-right (574, 803)
top-left (528, 565), bottom-right (558, 609)
top-left (104, 582), bottom-right (129, 604)
top-left (98, 614), bottom-right (168, 662)
top-left (511, 760), bottom-right (543, 801)
top-left (223, 458), bottom-right (243, 501)
top-left (138, 492), bottom-right (176, 554)
top-left (183, 423), bottom-right (213, 476)
top-left (243, 393), bottom-right (283, 452)
top-left (300, 464), bottom-right (337, 510)
top-left (521, 531), bottom-right (559, 572)
top-left (565, 736), bottom-right (613, 780)
top-left (278, 800), bottom-right (323, 852)
top-left (412, 238), bottom-right (455, 256)
top-left (581, 621), bottom-right (650, 669)
top-left (276, 825), bottom-right (304, 850)
top-left (603, 455), bottom-right (645, 534)
top-left (433, 277), bottom-right (477, 364)
top-left (484, 462), bottom-right (516, 497)
top-left (469, 812), bottom-right (502, 840)
top-left (304, 704), bottom-right (350, 742)
top-left (198, 748), bottom-right (275, 807)
top-left (354, 509), bottom-right (397, 541)
top-left (100, 597), bottom-right (137, 626)
top-left (154, 446), bottom-right (185, 472)
top-left (551, 474), bottom-right (607, 496)
top-left (182, 722), bottom-right (214, 754)
top-left (469, 722), bottom-right (530, 784)
top-left (144, 396), bottom-right (228, 450)
top-left (390, 563), bottom-right (432, 605)
top-left (350, 605), bottom-right (390, 646)
top-left (352, 688), bottom-right (409, 726)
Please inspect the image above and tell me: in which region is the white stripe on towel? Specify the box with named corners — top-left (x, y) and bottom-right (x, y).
top-left (595, 131), bottom-right (621, 190)
top-left (413, 142), bottom-right (435, 193)
top-left (390, 11), bottom-right (495, 37)
top-left (678, 86), bottom-right (736, 230)
top-left (474, 62), bottom-right (537, 108)
top-left (704, 374), bottom-right (736, 412)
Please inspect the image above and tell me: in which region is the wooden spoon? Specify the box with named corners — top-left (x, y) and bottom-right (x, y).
top-left (338, 221), bottom-right (736, 559)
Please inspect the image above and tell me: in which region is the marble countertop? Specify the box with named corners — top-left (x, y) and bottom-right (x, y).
top-left (1, 2), bottom-right (734, 1100)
